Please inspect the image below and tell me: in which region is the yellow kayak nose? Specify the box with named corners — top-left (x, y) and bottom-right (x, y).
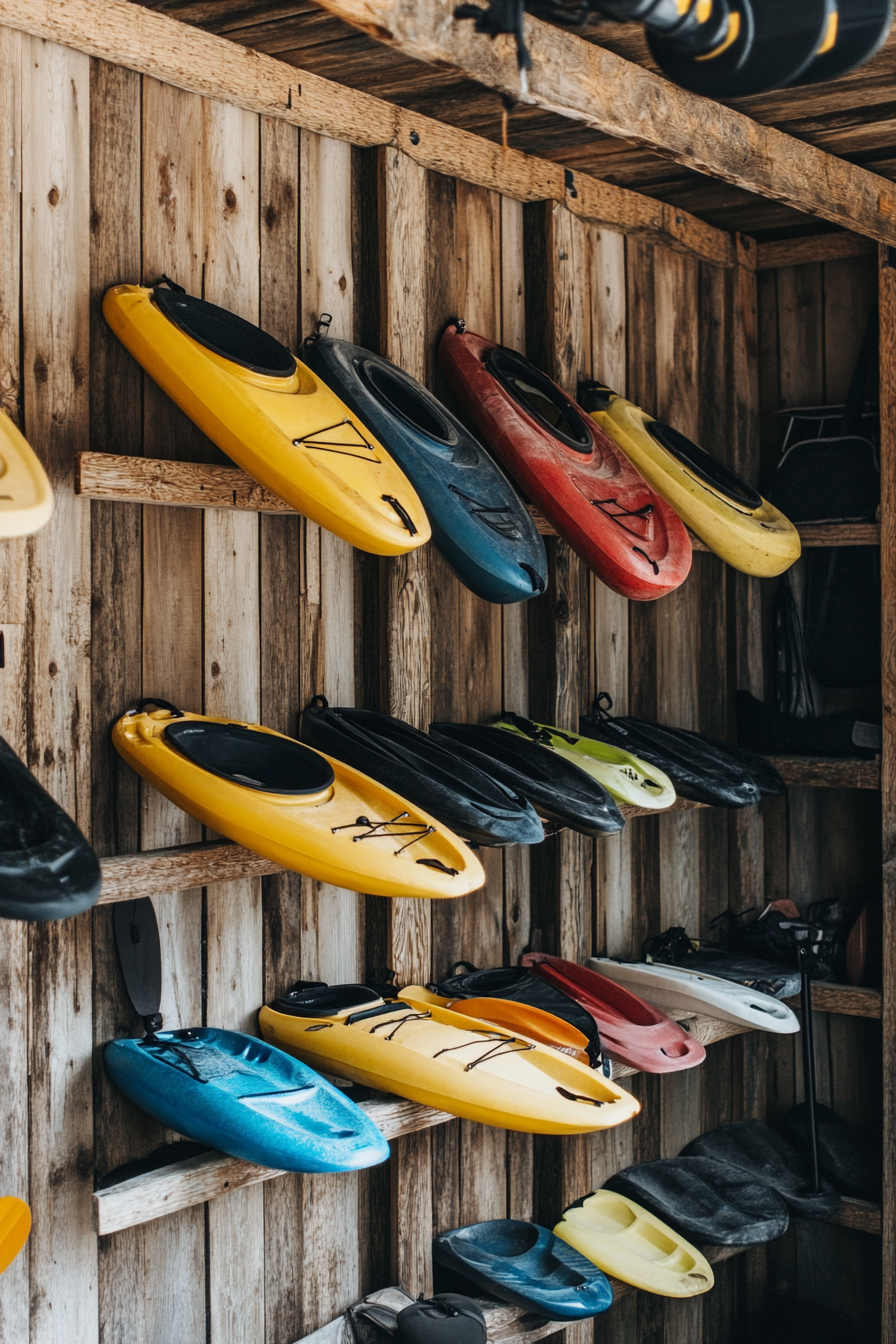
top-left (103, 284), bottom-right (431, 555)
top-left (0, 411), bottom-right (53, 539)
top-left (0, 1197), bottom-right (31, 1276)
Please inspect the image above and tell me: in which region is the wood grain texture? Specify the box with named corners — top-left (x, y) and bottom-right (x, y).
top-left (880, 241), bottom-right (896, 1344)
top-left (765, 755), bottom-right (882, 788)
top-left (304, 0), bottom-right (896, 248)
top-left (756, 234), bottom-right (877, 271)
top-left (0, 0), bottom-right (733, 267)
top-left (22, 36), bottom-right (98, 1344)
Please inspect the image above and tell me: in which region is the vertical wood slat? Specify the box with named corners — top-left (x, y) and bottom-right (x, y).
top-left (297, 129), bottom-right (363, 1336)
top-left (379, 144), bottom-right (434, 1299)
top-left (22, 35), bottom-right (97, 1344)
top-left (136, 75), bottom-right (208, 1344)
top-left (0, 28), bottom-right (28, 1344)
top-left (880, 242), bottom-right (896, 1344)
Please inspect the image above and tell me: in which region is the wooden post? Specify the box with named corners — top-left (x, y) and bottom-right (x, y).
top-left (879, 241), bottom-right (896, 1344)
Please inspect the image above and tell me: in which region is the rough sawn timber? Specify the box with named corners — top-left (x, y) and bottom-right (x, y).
top-left (0, 0), bottom-right (730, 267)
top-left (305, 0), bottom-right (896, 249)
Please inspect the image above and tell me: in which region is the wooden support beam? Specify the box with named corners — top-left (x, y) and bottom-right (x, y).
top-left (76, 454), bottom-right (880, 551)
top-left (93, 1010), bottom-right (750, 1236)
top-left (0, 0), bottom-right (731, 267)
top-left (767, 755), bottom-right (881, 789)
top-left (305, 0), bottom-right (896, 249)
top-left (785, 982), bottom-right (882, 1020)
top-left (756, 233), bottom-right (878, 272)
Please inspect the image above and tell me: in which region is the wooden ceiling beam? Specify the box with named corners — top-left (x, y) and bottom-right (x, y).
top-left (307, 0), bottom-right (896, 248)
top-left (0, 0), bottom-right (731, 266)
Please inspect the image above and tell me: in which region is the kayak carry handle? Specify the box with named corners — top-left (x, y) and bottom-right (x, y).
top-left (381, 495), bottom-right (418, 536)
top-left (135, 697), bottom-right (184, 718)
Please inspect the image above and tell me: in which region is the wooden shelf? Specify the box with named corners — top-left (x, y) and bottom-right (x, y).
top-left (785, 982), bottom-right (882, 1020)
top-left (93, 1009), bottom-right (745, 1234)
top-left (97, 797), bottom-right (709, 902)
top-left (294, 1203), bottom-right (880, 1343)
top-left (78, 457), bottom-right (881, 561)
top-left (766, 756), bottom-right (881, 790)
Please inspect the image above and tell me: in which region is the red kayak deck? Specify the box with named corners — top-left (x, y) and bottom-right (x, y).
top-left (521, 953), bottom-right (705, 1074)
top-left (439, 325), bottom-right (692, 601)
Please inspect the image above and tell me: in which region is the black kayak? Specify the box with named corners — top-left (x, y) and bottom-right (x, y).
top-left (0, 736), bottom-right (101, 920)
top-left (429, 722), bottom-right (624, 836)
top-left (642, 926), bottom-right (802, 1000)
top-left (300, 697), bottom-right (543, 848)
top-left (682, 1120), bottom-right (840, 1220)
top-left (430, 964), bottom-right (602, 1067)
top-left (580, 697), bottom-right (764, 809)
top-left (785, 1103), bottom-right (882, 1202)
top-left (301, 331), bottom-right (547, 606)
top-left (605, 1156), bottom-right (790, 1247)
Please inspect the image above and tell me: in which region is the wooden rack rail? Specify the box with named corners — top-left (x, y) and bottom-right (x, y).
top-left (93, 987), bottom-right (880, 1235)
top-left (76, 453), bottom-right (882, 552)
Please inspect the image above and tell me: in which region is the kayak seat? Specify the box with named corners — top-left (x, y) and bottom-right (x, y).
top-left (448, 1222), bottom-right (587, 1286)
top-left (645, 421), bottom-right (762, 510)
top-left (357, 357), bottom-right (458, 448)
top-left (153, 286), bottom-right (296, 379)
top-left (164, 721), bottom-right (335, 795)
top-left (275, 983), bottom-right (382, 1017)
top-left (488, 349), bottom-right (593, 454)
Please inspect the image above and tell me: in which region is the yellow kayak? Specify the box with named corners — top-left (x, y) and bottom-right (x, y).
top-left (554, 1189), bottom-right (713, 1298)
top-left (492, 714), bottom-right (676, 810)
top-left (579, 383), bottom-right (800, 578)
top-left (0, 411), bottom-right (53, 539)
top-left (259, 984), bottom-right (640, 1133)
top-left (113, 702), bottom-right (482, 899)
top-left (103, 284), bottom-right (430, 556)
top-left (0, 1197), bottom-right (30, 1276)
top-left (400, 984), bottom-right (592, 1066)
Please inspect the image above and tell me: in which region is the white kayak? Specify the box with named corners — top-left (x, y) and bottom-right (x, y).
top-left (587, 957), bottom-right (799, 1035)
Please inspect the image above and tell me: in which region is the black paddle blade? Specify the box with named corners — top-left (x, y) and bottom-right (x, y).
top-left (113, 898), bottom-right (163, 1026)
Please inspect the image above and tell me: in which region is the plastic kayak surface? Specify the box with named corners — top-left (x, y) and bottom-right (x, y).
top-left (588, 958), bottom-right (800, 1035)
top-left (579, 708), bottom-right (761, 809)
top-left (103, 285), bottom-right (430, 556)
top-left (605, 1157), bottom-right (790, 1247)
top-left (0, 411), bottom-right (53, 539)
top-left (302, 334), bottom-right (547, 603)
top-left (259, 984), bottom-right (640, 1133)
top-left (428, 721), bottom-right (624, 836)
top-left (493, 712), bottom-right (676, 810)
top-left (300, 698), bottom-right (543, 848)
top-left (429, 965), bottom-right (603, 1068)
top-left (555, 1189), bottom-right (714, 1298)
top-left (0, 1198), bottom-right (31, 1277)
top-left (641, 927), bottom-right (802, 1000)
top-left (522, 953), bottom-right (705, 1074)
top-left (682, 1120), bottom-right (840, 1219)
top-left (104, 1027), bottom-right (389, 1172)
top-left (578, 383), bottom-right (800, 577)
top-left (401, 985), bottom-right (593, 1067)
top-left (113, 704), bottom-right (483, 899)
top-left (785, 1102), bottom-right (882, 1202)
top-left (433, 1220), bottom-right (613, 1319)
top-left (439, 324), bottom-right (691, 601)
top-left (0, 736), bottom-right (101, 921)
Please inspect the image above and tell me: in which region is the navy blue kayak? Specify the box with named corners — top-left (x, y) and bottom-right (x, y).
top-left (301, 332), bottom-right (547, 605)
top-left (433, 1219), bottom-right (613, 1319)
top-left (104, 1026), bottom-right (390, 1173)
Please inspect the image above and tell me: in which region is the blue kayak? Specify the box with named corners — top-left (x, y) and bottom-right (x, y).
top-left (433, 1219), bottom-right (613, 1319)
top-left (301, 333), bottom-right (547, 605)
top-left (104, 1026), bottom-right (390, 1173)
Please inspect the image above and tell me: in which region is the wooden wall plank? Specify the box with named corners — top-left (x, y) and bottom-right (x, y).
top-left (22, 35), bottom-right (97, 1344)
top-left (0, 28), bottom-right (29, 1344)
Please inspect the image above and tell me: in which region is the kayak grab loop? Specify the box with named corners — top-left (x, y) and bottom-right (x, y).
top-left (309, 311), bottom-right (332, 341)
top-left (135, 697), bottom-right (184, 717)
top-left (556, 1087), bottom-right (605, 1106)
top-left (417, 858), bottom-right (460, 875)
top-left (382, 494), bottom-right (418, 535)
top-left (155, 274), bottom-right (186, 294)
top-left (520, 563), bottom-right (546, 593)
top-left (633, 547), bottom-right (660, 574)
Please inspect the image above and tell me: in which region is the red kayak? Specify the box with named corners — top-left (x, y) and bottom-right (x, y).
top-left (439, 324), bottom-right (692, 601)
top-left (521, 953), bottom-right (705, 1074)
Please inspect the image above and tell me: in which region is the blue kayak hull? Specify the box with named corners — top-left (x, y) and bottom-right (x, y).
top-left (433, 1219), bottom-right (613, 1319)
top-left (104, 1027), bottom-right (389, 1173)
top-left (302, 335), bottom-right (547, 605)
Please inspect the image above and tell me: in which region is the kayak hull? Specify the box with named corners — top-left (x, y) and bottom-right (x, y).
top-left (103, 286), bottom-right (430, 556)
top-left (104, 1027), bottom-right (390, 1172)
top-left (588, 957), bottom-right (800, 1034)
top-left (0, 1197), bottom-right (31, 1277)
top-left (113, 707), bottom-right (483, 899)
top-left (0, 411), bottom-right (53, 539)
top-left (439, 325), bottom-right (692, 601)
top-left (302, 335), bottom-right (547, 603)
